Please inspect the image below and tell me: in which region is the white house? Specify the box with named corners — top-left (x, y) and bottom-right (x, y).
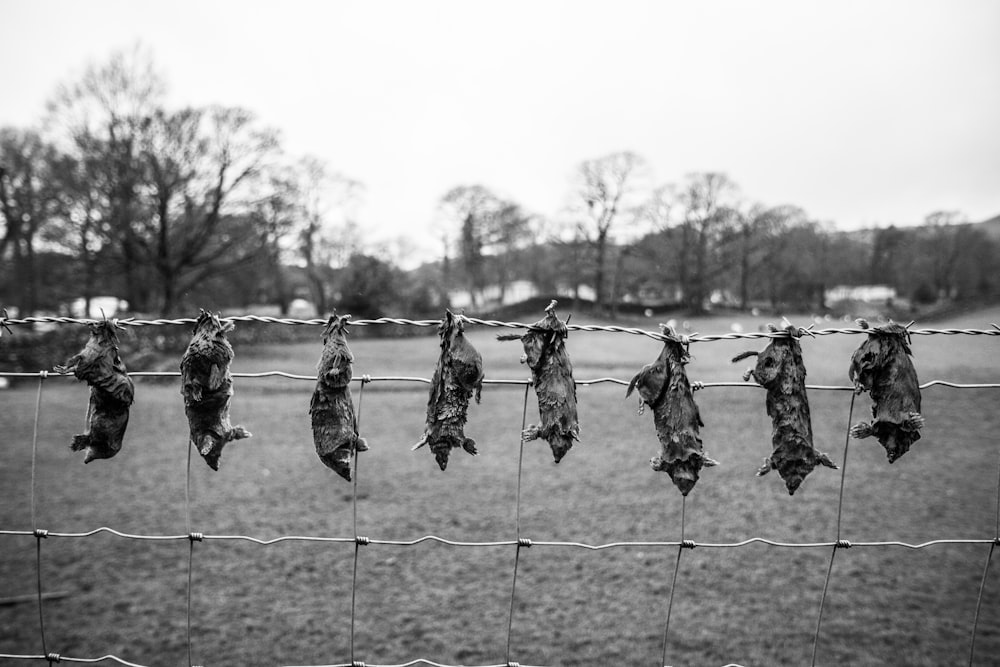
top-left (824, 284), bottom-right (897, 303)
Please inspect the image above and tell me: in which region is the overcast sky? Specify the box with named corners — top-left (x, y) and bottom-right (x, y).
top-left (2, 0), bottom-right (999, 263)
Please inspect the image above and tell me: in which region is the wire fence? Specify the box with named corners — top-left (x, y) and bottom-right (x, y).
top-left (1, 314), bottom-right (998, 666)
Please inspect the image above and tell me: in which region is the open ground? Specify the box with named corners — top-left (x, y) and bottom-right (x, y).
top-left (1, 307), bottom-right (998, 666)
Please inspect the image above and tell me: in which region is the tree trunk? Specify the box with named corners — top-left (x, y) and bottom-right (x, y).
top-left (14, 239), bottom-right (32, 315)
top-left (308, 268), bottom-right (327, 314)
top-left (593, 229), bottom-right (609, 311)
top-left (677, 223), bottom-right (691, 310)
top-left (739, 225), bottom-right (751, 310)
top-left (692, 224), bottom-right (709, 311)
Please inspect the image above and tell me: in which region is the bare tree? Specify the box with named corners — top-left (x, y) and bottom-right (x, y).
top-left (45, 44), bottom-right (166, 310)
top-left (294, 156), bottom-right (363, 313)
top-left (0, 128), bottom-right (60, 314)
top-left (921, 210), bottom-right (967, 299)
top-left (138, 105), bottom-right (280, 314)
top-left (438, 184), bottom-right (497, 307)
top-left (676, 172), bottom-right (739, 310)
top-left (723, 203), bottom-right (805, 309)
top-left (572, 150), bottom-right (649, 310)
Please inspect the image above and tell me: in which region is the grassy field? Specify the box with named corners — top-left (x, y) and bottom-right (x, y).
top-left (1, 307), bottom-right (999, 666)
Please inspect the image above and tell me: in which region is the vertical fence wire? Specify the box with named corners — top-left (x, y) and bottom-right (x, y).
top-left (968, 445), bottom-right (1000, 666)
top-left (30, 372), bottom-right (50, 660)
top-left (969, 541), bottom-right (996, 667)
top-left (660, 495), bottom-right (688, 667)
top-left (350, 377), bottom-right (368, 666)
top-left (505, 383), bottom-right (532, 667)
top-left (811, 391), bottom-right (857, 667)
top-left (185, 422), bottom-right (197, 667)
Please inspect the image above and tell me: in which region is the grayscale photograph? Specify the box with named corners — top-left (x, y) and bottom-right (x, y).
top-left (1, 1), bottom-right (998, 665)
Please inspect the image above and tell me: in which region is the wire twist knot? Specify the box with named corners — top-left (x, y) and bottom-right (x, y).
top-left (507, 662), bottom-right (521, 667)
top-left (45, 653), bottom-right (61, 663)
top-left (34, 528), bottom-right (48, 539)
top-left (0, 309), bottom-right (12, 337)
top-left (356, 535), bottom-right (370, 546)
top-left (189, 532), bottom-right (204, 542)
top-left (518, 537), bottom-right (532, 548)
top-left (681, 539), bottom-right (697, 550)
top-left (836, 539), bottom-right (852, 549)
top-left (352, 661), bottom-right (367, 667)
top-left (360, 374), bottom-right (372, 384)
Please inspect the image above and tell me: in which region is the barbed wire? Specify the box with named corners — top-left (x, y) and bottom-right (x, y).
top-left (2, 313), bottom-right (999, 343)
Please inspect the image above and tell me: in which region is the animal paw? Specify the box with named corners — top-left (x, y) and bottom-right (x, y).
top-left (521, 425), bottom-right (541, 442)
top-left (198, 434), bottom-right (219, 458)
top-left (850, 422), bottom-right (874, 439)
top-left (231, 426), bottom-right (252, 440)
top-left (462, 438), bottom-right (478, 456)
top-left (903, 412), bottom-right (924, 431)
top-left (818, 452), bottom-right (839, 469)
top-left (756, 458), bottom-right (773, 477)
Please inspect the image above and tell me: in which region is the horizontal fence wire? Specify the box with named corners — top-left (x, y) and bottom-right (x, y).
top-left (1, 370), bottom-right (999, 392)
top-left (1, 529), bottom-right (996, 551)
top-left (1, 314), bottom-right (998, 667)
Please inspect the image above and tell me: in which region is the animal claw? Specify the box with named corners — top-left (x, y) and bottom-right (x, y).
top-left (521, 425), bottom-right (541, 442)
top-left (818, 452), bottom-right (839, 469)
top-left (904, 412), bottom-right (925, 431)
top-left (850, 422), bottom-right (874, 439)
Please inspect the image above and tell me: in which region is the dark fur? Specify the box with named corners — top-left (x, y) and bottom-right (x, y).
top-left (310, 312), bottom-right (368, 481)
top-left (55, 321), bottom-right (134, 463)
top-left (849, 321), bottom-right (923, 463)
top-left (413, 310), bottom-right (484, 470)
top-left (498, 301), bottom-right (579, 463)
top-left (735, 324), bottom-right (836, 495)
top-left (180, 311), bottom-right (251, 470)
top-left (628, 332), bottom-right (717, 496)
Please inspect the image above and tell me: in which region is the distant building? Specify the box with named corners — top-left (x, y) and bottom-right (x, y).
top-left (449, 280), bottom-right (539, 309)
top-left (67, 296), bottom-right (130, 319)
top-left (824, 284), bottom-right (897, 303)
